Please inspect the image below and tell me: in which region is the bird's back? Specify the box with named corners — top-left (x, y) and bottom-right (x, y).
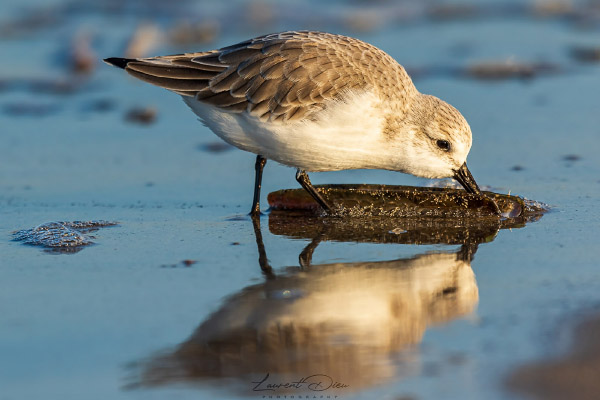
top-left (106, 31), bottom-right (417, 123)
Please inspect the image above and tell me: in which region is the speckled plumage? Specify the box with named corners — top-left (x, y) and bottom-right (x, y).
top-left (105, 31), bottom-right (481, 212)
top-left (120, 31), bottom-right (417, 123)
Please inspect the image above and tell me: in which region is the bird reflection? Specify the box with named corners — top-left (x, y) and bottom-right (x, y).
top-left (131, 214), bottom-right (487, 394)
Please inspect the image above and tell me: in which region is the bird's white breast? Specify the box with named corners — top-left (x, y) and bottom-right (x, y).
top-left (183, 90), bottom-right (396, 172)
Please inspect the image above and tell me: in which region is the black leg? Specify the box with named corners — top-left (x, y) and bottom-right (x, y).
top-left (299, 234), bottom-right (323, 269)
top-left (295, 169), bottom-right (333, 213)
top-left (298, 223), bottom-right (331, 268)
top-left (251, 214), bottom-right (275, 279)
top-left (250, 155), bottom-right (267, 216)
top-left (457, 243), bottom-right (479, 262)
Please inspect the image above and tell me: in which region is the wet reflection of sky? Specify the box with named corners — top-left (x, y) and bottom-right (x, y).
top-left (129, 215), bottom-right (487, 393)
top-left (1, 1), bottom-right (600, 400)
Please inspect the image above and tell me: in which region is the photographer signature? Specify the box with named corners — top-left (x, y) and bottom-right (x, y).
top-left (252, 373), bottom-right (349, 392)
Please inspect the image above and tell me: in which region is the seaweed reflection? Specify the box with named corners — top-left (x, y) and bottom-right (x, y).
top-left (126, 213), bottom-right (523, 394)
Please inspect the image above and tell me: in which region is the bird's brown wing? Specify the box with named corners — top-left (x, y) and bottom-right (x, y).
top-left (106, 31), bottom-right (409, 122)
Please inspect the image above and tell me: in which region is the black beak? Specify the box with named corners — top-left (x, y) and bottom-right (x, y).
top-left (453, 162), bottom-right (481, 195)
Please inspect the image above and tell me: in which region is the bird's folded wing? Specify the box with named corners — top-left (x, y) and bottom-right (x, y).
top-left (106, 31), bottom-right (389, 122)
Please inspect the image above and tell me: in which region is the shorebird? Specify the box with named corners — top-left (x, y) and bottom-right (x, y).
top-left (105, 31), bottom-right (481, 215)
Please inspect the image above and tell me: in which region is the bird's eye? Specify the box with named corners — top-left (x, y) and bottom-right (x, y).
top-left (436, 140), bottom-right (451, 151)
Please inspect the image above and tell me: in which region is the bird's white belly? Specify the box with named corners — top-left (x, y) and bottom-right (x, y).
top-left (182, 91), bottom-right (391, 172)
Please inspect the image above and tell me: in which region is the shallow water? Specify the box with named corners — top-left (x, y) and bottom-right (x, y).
top-left (1, 1), bottom-right (600, 399)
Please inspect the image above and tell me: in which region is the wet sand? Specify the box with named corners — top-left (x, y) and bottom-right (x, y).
top-left (1, 0), bottom-right (600, 399)
top-left (507, 313), bottom-right (600, 400)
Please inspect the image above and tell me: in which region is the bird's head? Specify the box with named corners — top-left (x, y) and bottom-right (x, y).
top-left (393, 94), bottom-right (480, 194)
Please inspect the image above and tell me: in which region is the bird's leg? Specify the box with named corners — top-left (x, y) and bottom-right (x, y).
top-left (299, 232), bottom-right (325, 269)
top-left (250, 155), bottom-right (267, 216)
top-left (295, 169), bottom-right (333, 213)
top-left (251, 213), bottom-right (275, 279)
top-left (457, 243), bottom-right (479, 262)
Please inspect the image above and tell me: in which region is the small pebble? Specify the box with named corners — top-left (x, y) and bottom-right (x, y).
top-left (562, 154), bottom-right (581, 162)
top-left (169, 20), bottom-right (219, 45)
top-left (466, 59), bottom-right (559, 80)
top-left (82, 98), bottom-right (116, 113)
top-left (569, 46), bottom-right (600, 63)
top-left (125, 107), bottom-right (157, 125)
top-left (126, 23), bottom-right (162, 58)
top-left (197, 142), bottom-right (233, 153)
top-left (70, 30), bottom-right (96, 75)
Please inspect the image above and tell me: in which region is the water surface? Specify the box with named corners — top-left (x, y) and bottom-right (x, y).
top-left (1, 1), bottom-right (600, 399)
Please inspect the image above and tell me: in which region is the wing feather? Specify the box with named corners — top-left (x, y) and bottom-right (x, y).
top-left (126, 69), bottom-right (210, 91)
top-left (109, 31), bottom-right (414, 121)
top-left (126, 63), bottom-right (214, 79)
top-left (196, 90), bottom-right (246, 107)
top-left (171, 59), bottom-right (226, 72)
top-left (237, 55), bottom-right (267, 79)
top-left (208, 66), bottom-right (240, 93)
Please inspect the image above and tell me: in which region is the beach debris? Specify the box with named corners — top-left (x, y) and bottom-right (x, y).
top-left (268, 184), bottom-right (548, 220)
top-left (125, 23), bottom-right (162, 58)
top-left (562, 154), bottom-right (581, 161)
top-left (168, 20), bottom-right (219, 46)
top-left (197, 141), bottom-right (233, 153)
top-left (124, 107), bottom-right (157, 125)
top-left (570, 45), bottom-right (600, 62)
top-left (465, 59), bottom-right (560, 80)
top-left (161, 259), bottom-right (199, 268)
top-left (12, 220), bottom-right (118, 252)
top-left (70, 30), bottom-right (96, 75)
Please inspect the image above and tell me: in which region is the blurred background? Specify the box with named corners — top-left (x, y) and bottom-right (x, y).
top-left (1, 1), bottom-right (599, 399)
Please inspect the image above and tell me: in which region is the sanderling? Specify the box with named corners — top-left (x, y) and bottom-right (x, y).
top-left (105, 31), bottom-right (481, 215)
